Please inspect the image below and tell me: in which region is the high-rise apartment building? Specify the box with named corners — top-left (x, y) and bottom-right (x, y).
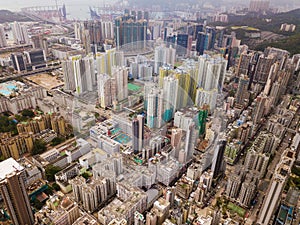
top-left (146, 87), bottom-right (164, 129)
top-left (197, 54), bottom-right (227, 92)
top-left (0, 24), bottom-right (7, 47)
top-left (184, 121), bottom-right (197, 161)
top-left (257, 149), bottom-right (295, 225)
top-left (98, 73), bottom-right (116, 108)
top-left (154, 45), bottom-right (176, 74)
top-left (252, 94), bottom-right (268, 124)
top-left (114, 14), bottom-right (147, 49)
top-left (195, 54), bottom-right (227, 110)
top-left (111, 66), bottom-right (128, 101)
top-left (96, 49), bottom-right (124, 76)
top-left (0, 158), bottom-right (34, 225)
top-left (12, 21), bottom-right (30, 45)
top-left (235, 75), bottom-right (250, 105)
top-left (249, 0), bottom-right (270, 12)
top-left (236, 51), bottom-right (254, 77)
top-left (237, 174), bottom-right (257, 207)
top-left (225, 171), bottom-right (242, 199)
top-left (132, 115), bottom-right (145, 154)
top-left (163, 76), bottom-right (178, 122)
top-left (31, 35), bottom-right (48, 55)
top-left (62, 54), bottom-right (96, 94)
top-left (70, 175), bottom-right (116, 213)
top-left (244, 149), bottom-right (269, 178)
top-left (253, 54), bottom-right (275, 84)
top-left (171, 128), bottom-right (182, 149)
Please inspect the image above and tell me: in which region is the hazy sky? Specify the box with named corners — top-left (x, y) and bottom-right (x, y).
top-left (0, 0), bottom-right (299, 20)
top-left (1, 0), bottom-right (299, 10)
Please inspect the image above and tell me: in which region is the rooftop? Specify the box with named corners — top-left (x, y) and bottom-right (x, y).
top-left (0, 158), bottom-right (24, 180)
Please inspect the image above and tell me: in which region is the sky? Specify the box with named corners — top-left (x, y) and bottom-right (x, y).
top-left (0, 0), bottom-right (299, 20)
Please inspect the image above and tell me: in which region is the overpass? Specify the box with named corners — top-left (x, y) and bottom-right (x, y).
top-left (0, 65), bottom-right (61, 82)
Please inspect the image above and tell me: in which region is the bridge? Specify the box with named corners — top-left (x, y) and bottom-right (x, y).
top-left (20, 5), bottom-right (73, 32)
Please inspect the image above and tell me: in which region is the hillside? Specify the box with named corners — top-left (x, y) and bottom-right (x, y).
top-left (0, 10), bottom-right (32, 23)
top-left (255, 33), bottom-right (300, 55)
top-left (211, 8), bottom-right (300, 55)
top-left (212, 8), bottom-right (300, 35)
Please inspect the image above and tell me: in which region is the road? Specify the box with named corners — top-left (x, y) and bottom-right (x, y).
top-left (0, 65), bottom-right (61, 82)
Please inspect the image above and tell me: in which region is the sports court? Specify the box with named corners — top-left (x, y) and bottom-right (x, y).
top-left (113, 133), bottom-right (131, 144)
top-left (128, 83), bottom-right (141, 92)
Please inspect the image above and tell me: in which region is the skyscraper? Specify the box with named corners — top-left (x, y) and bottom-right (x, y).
top-left (197, 54), bottom-right (227, 92)
top-left (154, 45), bottom-right (176, 74)
top-left (244, 149), bottom-right (269, 178)
top-left (225, 170), bottom-right (243, 199)
top-left (114, 14), bottom-right (148, 49)
top-left (196, 32), bottom-right (208, 55)
top-left (98, 74), bottom-right (116, 108)
top-left (236, 51), bottom-right (254, 77)
top-left (252, 94), bottom-right (268, 124)
top-left (235, 74), bottom-right (250, 105)
top-left (146, 88), bottom-right (163, 129)
top-left (0, 24), bottom-right (7, 47)
top-left (249, 0), bottom-right (270, 12)
top-left (198, 108), bottom-right (208, 136)
top-left (132, 115), bottom-right (145, 154)
top-left (83, 29), bottom-right (91, 54)
top-left (111, 66), bottom-right (128, 101)
top-left (237, 175), bottom-right (257, 207)
top-left (12, 21), bottom-right (30, 45)
top-left (257, 149), bottom-right (295, 225)
top-left (184, 121), bottom-right (197, 161)
top-left (195, 54), bottom-right (227, 110)
top-left (163, 76), bottom-right (178, 122)
top-left (11, 53), bottom-right (26, 72)
top-left (0, 158), bottom-right (34, 225)
top-left (62, 54), bottom-right (96, 94)
top-left (176, 34), bottom-right (189, 56)
top-left (253, 54), bottom-right (275, 85)
top-left (211, 139), bottom-right (227, 178)
top-left (82, 21), bottom-right (114, 49)
top-left (96, 49), bottom-right (124, 76)
top-left (171, 128), bottom-right (182, 149)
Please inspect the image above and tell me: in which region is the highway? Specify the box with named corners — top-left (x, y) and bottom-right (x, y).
top-left (0, 65), bottom-right (61, 82)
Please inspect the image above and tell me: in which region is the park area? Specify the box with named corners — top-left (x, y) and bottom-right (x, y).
top-left (227, 202), bottom-right (246, 217)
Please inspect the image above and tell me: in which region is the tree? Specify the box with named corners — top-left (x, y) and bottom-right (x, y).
top-left (50, 137), bottom-right (66, 146)
top-left (45, 165), bottom-right (61, 182)
top-left (94, 112), bottom-right (100, 118)
top-left (21, 109), bottom-right (35, 118)
top-left (52, 183), bottom-right (61, 191)
top-left (81, 172), bottom-right (90, 179)
top-left (32, 198), bottom-right (44, 210)
top-left (0, 155), bottom-right (5, 162)
top-left (0, 115), bottom-right (17, 134)
top-left (31, 139), bottom-right (47, 155)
